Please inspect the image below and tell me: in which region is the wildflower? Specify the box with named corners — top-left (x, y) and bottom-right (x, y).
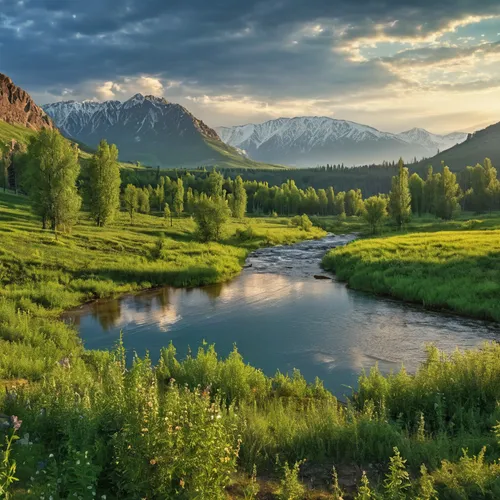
top-left (141, 427), bottom-right (149, 432)
top-left (150, 459), bottom-right (157, 465)
top-left (49, 453), bottom-right (54, 458)
top-left (87, 485), bottom-right (92, 490)
top-left (11, 415), bottom-right (22, 430)
top-left (101, 496), bottom-right (107, 500)
top-left (179, 478), bottom-right (185, 488)
top-left (76, 460), bottom-right (81, 465)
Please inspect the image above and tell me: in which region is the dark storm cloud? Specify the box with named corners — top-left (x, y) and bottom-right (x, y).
top-left (0, 0), bottom-right (499, 102)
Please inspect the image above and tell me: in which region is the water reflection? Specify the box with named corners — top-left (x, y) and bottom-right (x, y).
top-left (65, 235), bottom-right (500, 398)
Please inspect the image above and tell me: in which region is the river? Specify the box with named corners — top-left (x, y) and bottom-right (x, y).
top-left (65, 234), bottom-right (499, 398)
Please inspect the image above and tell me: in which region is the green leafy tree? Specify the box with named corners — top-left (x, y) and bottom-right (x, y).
top-left (174, 177), bottom-right (184, 216)
top-left (318, 188), bottom-right (328, 215)
top-left (26, 129), bottom-right (81, 232)
top-left (423, 166), bottom-right (438, 214)
top-left (334, 191), bottom-right (346, 217)
top-left (389, 159), bottom-right (411, 229)
top-left (345, 189), bottom-right (363, 216)
top-left (206, 170), bottom-right (224, 198)
top-left (164, 202), bottom-right (172, 226)
top-left (138, 187), bottom-right (150, 214)
top-left (435, 165), bottom-right (461, 220)
top-left (326, 187), bottom-right (335, 215)
top-left (232, 175), bottom-right (247, 218)
top-left (409, 172), bottom-right (425, 216)
top-left (362, 195), bottom-right (387, 233)
top-left (123, 184), bottom-right (139, 223)
top-left (88, 139), bottom-right (121, 227)
top-left (193, 197), bottom-right (231, 241)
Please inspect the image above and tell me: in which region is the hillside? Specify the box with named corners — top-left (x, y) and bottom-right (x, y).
top-left (419, 121), bottom-right (500, 170)
top-left (44, 96), bottom-right (285, 170)
top-left (217, 117), bottom-right (467, 167)
top-left (0, 73), bottom-right (53, 130)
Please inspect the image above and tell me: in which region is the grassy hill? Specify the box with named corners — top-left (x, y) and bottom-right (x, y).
top-left (419, 121), bottom-right (500, 170)
top-left (0, 120), bottom-right (37, 144)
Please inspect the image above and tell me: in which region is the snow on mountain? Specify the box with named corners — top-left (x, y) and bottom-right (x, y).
top-left (396, 128), bottom-right (467, 155)
top-left (43, 95), bottom-right (229, 167)
top-left (217, 117), bottom-right (467, 167)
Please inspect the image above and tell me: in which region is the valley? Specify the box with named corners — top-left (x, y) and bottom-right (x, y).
top-left (1, 65), bottom-right (500, 499)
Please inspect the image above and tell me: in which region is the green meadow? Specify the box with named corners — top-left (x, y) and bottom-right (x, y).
top-left (322, 219), bottom-right (500, 321)
top-left (2, 191), bottom-right (500, 498)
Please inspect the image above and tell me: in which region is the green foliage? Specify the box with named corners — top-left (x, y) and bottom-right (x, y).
top-left (232, 175), bottom-right (247, 218)
top-left (88, 139), bottom-right (121, 227)
top-left (383, 448), bottom-right (410, 499)
top-left (278, 460), bottom-right (305, 500)
top-left (355, 471), bottom-right (373, 499)
top-left (123, 183), bottom-right (139, 223)
top-left (362, 195), bottom-right (388, 233)
top-left (0, 427), bottom-right (20, 499)
top-left (193, 196), bottom-right (231, 241)
top-left (323, 229), bottom-right (500, 320)
top-left (290, 214), bottom-right (313, 231)
top-left (25, 129), bottom-right (81, 232)
top-left (389, 159), bottom-right (412, 229)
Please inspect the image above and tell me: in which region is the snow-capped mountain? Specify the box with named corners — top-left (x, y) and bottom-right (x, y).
top-left (217, 118), bottom-right (467, 167)
top-left (43, 95), bottom-right (241, 168)
top-left (396, 128), bottom-right (467, 156)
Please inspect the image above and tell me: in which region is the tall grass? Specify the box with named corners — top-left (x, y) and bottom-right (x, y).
top-left (322, 229), bottom-right (500, 321)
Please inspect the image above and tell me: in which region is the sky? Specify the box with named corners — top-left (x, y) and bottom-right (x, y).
top-left (1, 0), bottom-right (500, 134)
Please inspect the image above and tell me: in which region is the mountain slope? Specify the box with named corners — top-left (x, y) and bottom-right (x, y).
top-left (417, 121), bottom-right (500, 171)
top-left (44, 96), bottom-right (283, 169)
top-left (217, 118), bottom-right (467, 167)
top-left (0, 73), bottom-right (53, 131)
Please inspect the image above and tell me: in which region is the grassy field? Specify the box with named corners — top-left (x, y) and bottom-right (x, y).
top-left (0, 191), bottom-right (325, 380)
top-left (322, 215), bottom-right (500, 321)
top-left (2, 191), bottom-right (500, 498)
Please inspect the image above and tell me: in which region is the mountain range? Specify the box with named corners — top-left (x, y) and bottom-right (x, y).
top-left (42, 96), bottom-right (277, 169)
top-left (0, 71), bottom-right (496, 171)
top-left (217, 118), bottom-right (468, 167)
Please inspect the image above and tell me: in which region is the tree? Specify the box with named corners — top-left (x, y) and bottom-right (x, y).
top-left (362, 195), bottom-right (387, 233)
top-left (409, 173), bottom-right (425, 216)
top-left (174, 177), bottom-right (184, 216)
top-left (164, 202), bottom-right (172, 226)
top-left (206, 170), bottom-right (224, 198)
top-left (334, 191), bottom-right (346, 217)
top-left (467, 158), bottom-right (499, 212)
top-left (123, 184), bottom-right (139, 223)
top-left (138, 187), bottom-right (150, 214)
top-left (435, 165), bottom-right (461, 220)
top-left (25, 129), bottom-right (81, 232)
top-left (88, 140), bottom-right (121, 227)
top-left (193, 197), bottom-right (231, 242)
top-left (326, 187), bottom-right (335, 215)
top-left (423, 166), bottom-right (438, 214)
top-left (317, 189), bottom-right (328, 215)
top-left (232, 175), bottom-right (247, 218)
top-left (389, 159), bottom-right (411, 229)
top-left (345, 189), bottom-right (363, 216)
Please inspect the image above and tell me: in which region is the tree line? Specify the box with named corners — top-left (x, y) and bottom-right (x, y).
top-left (3, 129), bottom-right (500, 239)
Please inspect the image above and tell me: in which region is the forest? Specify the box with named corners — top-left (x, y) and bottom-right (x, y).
top-left (1, 128), bottom-right (500, 498)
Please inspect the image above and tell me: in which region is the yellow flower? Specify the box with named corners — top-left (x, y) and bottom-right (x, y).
top-left (179, 479), bottom-right (185, 488)
top-left (150, 459), bottom-right (157, 465)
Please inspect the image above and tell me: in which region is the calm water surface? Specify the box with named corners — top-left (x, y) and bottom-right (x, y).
top-left (66, 235), bottom-right (499, 398)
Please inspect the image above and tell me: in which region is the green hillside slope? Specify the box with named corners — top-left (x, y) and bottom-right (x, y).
top-left (419, 121), bottom-right (500, 170)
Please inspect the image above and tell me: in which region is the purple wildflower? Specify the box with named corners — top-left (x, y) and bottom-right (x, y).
top-left (11, 415), bottom-right (22, 431)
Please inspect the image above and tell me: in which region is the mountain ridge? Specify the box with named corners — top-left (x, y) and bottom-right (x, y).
top-left (44, 95), bottom-right (280, 169)
top-left (217, 117), bottom-right (468, 167)
top-left (0, 73), bottom-right (53, 131)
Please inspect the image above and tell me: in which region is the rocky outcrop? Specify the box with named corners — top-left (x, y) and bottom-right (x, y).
top-left (0, 73), bottom-right (53, 130)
